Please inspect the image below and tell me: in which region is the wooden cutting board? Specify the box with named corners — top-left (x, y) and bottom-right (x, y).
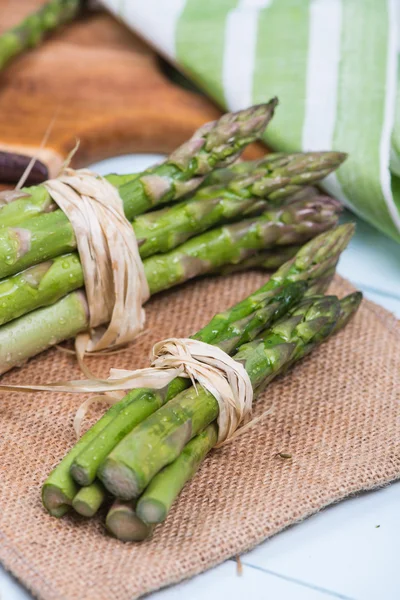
top-left (0, 1), bottom-right (264, 186)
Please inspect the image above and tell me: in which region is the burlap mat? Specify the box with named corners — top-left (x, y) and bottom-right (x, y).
top-left (1, 272), bottom-right (399, 600)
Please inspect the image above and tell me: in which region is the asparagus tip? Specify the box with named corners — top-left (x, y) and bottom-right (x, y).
top-left (334, 292), bottom-right (363, 332)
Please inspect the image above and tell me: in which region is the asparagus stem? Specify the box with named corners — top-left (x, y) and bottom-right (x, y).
top-left (105, 500), bottom-right (153, 542)
top-left (0, 151), bottom-right (341, 278)
top-left (0, 196), bottom-right (341, 327)
top-left (0, 189), bottom-right (265, 280)
top-left (136, 424), bottom-right (218, 524)
top-left (0, 0), bottom-right (83, 71)
top-left (0, 103), bottom-right (276, 229)
top-left (136, 293), bottom-right (362, 525)
top-left (72, 481), bottom-right (106, 518)
top-left (41, 225), bottom-right (354, 513)
top-left (115, 102), bottom-right (278, 219)
top-left (0, 291), bottom-right (88, 378)
top-left (0, 254), bottom-right (84, 326)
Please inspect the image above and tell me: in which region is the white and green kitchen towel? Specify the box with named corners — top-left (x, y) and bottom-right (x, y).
top-left (102, 0), bottom-right (400, 243)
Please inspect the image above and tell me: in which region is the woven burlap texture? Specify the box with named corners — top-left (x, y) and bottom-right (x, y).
top-left (1, 272), bottom-right (399, 600)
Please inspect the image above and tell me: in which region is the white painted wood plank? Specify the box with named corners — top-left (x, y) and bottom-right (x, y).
top-left (243, 482), bottom-right (400, 600)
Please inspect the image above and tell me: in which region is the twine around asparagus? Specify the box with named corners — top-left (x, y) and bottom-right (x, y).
top-left (43, 168), bottom-right (150, 355)
top-left (0, 337), bottom-right (255, 445)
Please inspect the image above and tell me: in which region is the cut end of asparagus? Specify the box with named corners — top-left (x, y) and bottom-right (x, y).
top-left (136, 498), bottom-right (166, 525)
top-left (106, 501), bottom-right (153, 542)
top-left (42, 484), bottom-right (71, 518)
top-left (70, 463), bottom-right (92, 487)
top-left (72, 497), bottom-right (96, 518)
top-left (72, 483), bottom-right (106, 518)
top-left (98, 459), bottom-right (140, 500)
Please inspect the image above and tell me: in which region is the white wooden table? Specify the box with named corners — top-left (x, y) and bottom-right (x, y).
top-left (1, 154), bottom-right (399, 600)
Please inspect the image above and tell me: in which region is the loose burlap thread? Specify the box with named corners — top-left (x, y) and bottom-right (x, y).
top-left (0, 272), bottom-right (399, 600)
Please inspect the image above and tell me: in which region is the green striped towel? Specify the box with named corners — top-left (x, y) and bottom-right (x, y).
top-left (102, 0), bottom-right (400, 243)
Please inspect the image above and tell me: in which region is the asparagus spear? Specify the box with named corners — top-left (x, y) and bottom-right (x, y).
top-left (0, 0), bottom-right (83, 71)
top-left (0, 196), bottom-right (341, 327)
top-left (42, 224), bottom-right (353, 515)
top-left (205, 152), bottom-right (346, 205)
top-left (0, 151), bottom-right (343, 278)
top-left (100, 292), bottom-right (361, 500)
top-left (0, 103), bottom-right (276, 228)
top-left (205, 151), bottom-right (346, 186)
top-left (0, 292), bottom-right (88, 380)
top-left (135, 293), bottom-right (362, 527)
top-left (72, 481), bottom-right (106, 518)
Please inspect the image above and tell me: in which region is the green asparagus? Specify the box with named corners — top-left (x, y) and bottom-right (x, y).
top-left (0, 102), bottom-right (277, 228)
top-left (0, 0), bottom-right (83, 71)
top-left (204, 151), bottom-right (346, 187)
top-left (100, 293), bottom-right (361, 500)
top-left (43, 280), bottom-right (304, 515)
top-left (0, 151), bottom-right (344, 278)
top-left (0, 196), bottom-right (341, 328)
top-left (70, 281), bottom-right (305, 488)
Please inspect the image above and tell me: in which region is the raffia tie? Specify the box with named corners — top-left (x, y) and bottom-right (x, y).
top-left (43, 168), bottom-right (150, 353)
top-left (0, 339), bottom-right (253, 446)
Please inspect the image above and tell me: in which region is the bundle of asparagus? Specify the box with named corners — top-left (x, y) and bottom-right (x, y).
top-left (0, 102), bottom-right (346, 374)
top-left (41, 226), bottom-right (362, 541)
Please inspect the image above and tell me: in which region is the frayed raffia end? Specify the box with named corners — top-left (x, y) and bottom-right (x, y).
top-left (73, 392), bottom-right (125, 438)
top-left (0, 189), bottom-right (30, 204)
